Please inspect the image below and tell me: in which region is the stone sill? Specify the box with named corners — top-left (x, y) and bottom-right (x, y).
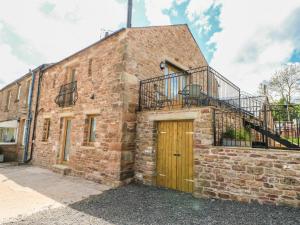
top-left (80, 145), bottom-right (96, 150)
top-left (137, 106), bottom-right (215, 115)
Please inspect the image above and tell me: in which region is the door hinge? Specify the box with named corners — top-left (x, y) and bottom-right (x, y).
top-left (186, 132), bottom-right (194, 134)
top-left (184, 179), bottom-right (194, 183)
top-left (160, 131), bottom-right (167, 134)
top-left (173, 153), bottom-right (181, 156)
top-left (158, 174), bottom-right (166, 177)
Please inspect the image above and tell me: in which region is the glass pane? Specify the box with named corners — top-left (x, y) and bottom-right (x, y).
top-left (64, 120), bottom-right (72, 161)
top-left (89, 117), bottom-right (96, 142)
top-left (0, 127), bottom-right (17, 143)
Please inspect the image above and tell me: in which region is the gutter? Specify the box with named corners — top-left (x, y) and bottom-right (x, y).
top-left (25, 66), bottom-right (44, 163)
top-left (23, 69), bottom-right (36, 162)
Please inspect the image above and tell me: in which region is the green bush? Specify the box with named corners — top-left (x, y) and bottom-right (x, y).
top-left (222, 126), bottom-right (251, 141)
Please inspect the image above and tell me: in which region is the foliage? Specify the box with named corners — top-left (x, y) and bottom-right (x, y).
top-left (262, 64), bottom-right (300, 104)
top-left (271, 99), bottom-right (300, 121)
top-left (222, 126), bottom-right (251, 141)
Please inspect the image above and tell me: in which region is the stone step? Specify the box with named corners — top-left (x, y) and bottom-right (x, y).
top-left (52, 164), bottom-right (71, 176)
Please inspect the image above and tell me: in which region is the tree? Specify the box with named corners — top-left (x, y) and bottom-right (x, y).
top-left (268, 64), bottom-right (300, 104)
top-left (258, 64), bottom-right (300, 121)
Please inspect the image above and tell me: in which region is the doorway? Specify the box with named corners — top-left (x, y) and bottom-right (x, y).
top-left (156, 120), bottom-right (194, 192)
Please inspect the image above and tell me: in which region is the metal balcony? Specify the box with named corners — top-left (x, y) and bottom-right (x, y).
top-left (55, 81), bottom-right (78, 107)
top-left (138, 66), bottom-right (241, 111)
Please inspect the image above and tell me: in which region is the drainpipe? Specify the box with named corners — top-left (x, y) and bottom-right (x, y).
top-left (25, 67), bottom-right (44, 163)
top-left (23, 69), bottom-right (36, 162)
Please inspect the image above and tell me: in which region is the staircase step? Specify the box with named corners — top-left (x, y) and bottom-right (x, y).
top-left (52, 164), bottom-right (71, 175)
top-left (244, 120), bottom-right (300, 149)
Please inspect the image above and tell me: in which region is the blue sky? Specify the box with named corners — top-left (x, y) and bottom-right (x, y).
top-left (0, 0), bottom-right (299, 92)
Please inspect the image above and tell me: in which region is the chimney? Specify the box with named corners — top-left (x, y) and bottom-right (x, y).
top-left (127, 0), bottom-right (133, 28)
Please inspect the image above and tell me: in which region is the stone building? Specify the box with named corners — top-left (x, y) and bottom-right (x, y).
top-left (0, 66), bottom-right (47, 162)
top-left (0, 24), bottom-right (299, 207)
top-left (32, 25), bottom-right (207, 187)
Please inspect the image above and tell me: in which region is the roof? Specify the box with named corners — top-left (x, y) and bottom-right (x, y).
top-left (0, 64), bottom-right (52, 92)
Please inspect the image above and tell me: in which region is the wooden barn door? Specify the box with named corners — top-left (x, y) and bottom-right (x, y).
top-left (156, 120), bottom-right (194, 193)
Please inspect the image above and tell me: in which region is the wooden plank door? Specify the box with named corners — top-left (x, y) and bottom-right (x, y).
top-left (156, 120), bottom-right (193, 193)
top-left (176, 121), bottom-right (194, 192)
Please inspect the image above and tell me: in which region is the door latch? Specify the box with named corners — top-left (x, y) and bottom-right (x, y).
top-left (173, 153), bottom-right (181, 156)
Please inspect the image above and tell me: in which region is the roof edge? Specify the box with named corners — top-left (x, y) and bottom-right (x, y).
top-left (0, 64), bottom-right (51, 92)
top-left (42, 28), bottom-right (126, 72)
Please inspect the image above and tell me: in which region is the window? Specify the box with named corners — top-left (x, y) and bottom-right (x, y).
top-left (42, 119), bottom-right (50, 142)
top-left (25, 79), bottom-right (31, 107)
top-left (88, 59), bottom-right (93, 76)
top-left (164, 62), bottom-right (187, 99)
top-left (16, 85), bottom-right (21, 101)
top-left (5, 90), bottom-right (11, 111)
top-left (83, 115), bottom-right (97, 145)
top-left (0, 128), bottom-right (17, 143)
top-left (0, 120), bottom-right (18, 144)
top-left (52, 74), bottom-right (57, 88)
top-left (88, 116), bottom-right (96, 142)
top-left (70, 68), bottom-right (77, 82)
top-left (64, 68), bottom-right (77, 106)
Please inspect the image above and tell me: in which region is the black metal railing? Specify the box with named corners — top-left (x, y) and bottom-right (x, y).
top-left (55, 81), bottom-right (78, 107)
top-left (138, 66), bottom-right (241, 111)
top-left (214, 101), bottom-right (300, 150)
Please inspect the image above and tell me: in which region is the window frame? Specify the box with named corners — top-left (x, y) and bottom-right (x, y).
top-left (0, 120), bottom-right (18, 145)
top-left (16, 84), bottom-right (22, 102)
top-left (41, 118), bottom-right (51, 142)
top-left (5, 90), bottom-right (11, 111)
top-left (83, 115), bottom-right (97, 146)
top-left (87, 115), bottom-right (96, 143)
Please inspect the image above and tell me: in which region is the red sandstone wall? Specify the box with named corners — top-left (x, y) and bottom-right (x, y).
top-left (196, 147), bottom-right (300, 207)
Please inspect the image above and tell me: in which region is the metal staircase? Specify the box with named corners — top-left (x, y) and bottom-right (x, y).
top-left (244, 120), bottom-right (300, 149)
top-left (214, 93), bottom-right (300, 150)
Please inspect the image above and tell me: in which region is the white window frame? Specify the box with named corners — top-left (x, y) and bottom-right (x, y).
top-left (0, 120), bottom-right (19, 145)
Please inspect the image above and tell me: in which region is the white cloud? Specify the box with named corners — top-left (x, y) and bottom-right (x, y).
top-left (144, 0), bottom-right (173, 25)
top-left (0, 43), bottom-right (33, 86)
top-left (186, 0), bottom-right (220, 34)
top-left (0, 0), bottom-right (126, 88)
top-left (186, 0), bottom-right (300, 93)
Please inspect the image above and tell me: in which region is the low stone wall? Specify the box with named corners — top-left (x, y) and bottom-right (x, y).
top-left (135, 107), bottom-right (300, 207)
top-left (195, 147), bottom-right (300, 207)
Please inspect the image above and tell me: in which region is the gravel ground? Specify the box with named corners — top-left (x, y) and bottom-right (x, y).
top-left (5, 184), bottom-right (300, 225)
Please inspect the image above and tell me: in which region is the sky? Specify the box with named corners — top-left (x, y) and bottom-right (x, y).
top-left (0, 0), bottom-right (300, 93)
